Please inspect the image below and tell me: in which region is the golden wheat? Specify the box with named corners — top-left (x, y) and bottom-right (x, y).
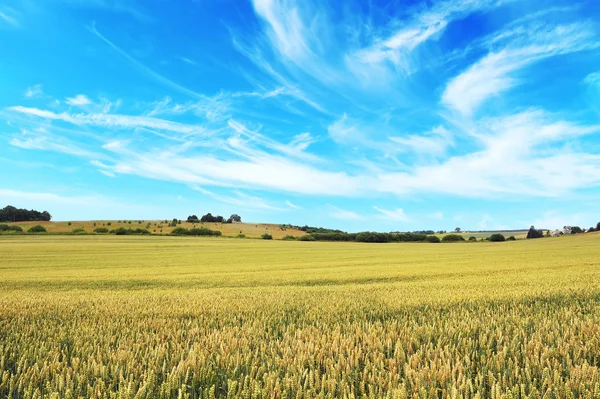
top-left (1, 234), bottom-right (599, 398)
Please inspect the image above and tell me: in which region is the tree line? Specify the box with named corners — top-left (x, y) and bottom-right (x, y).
top-left (0, 206), bottom-right (51, 222)
top-left (187, 213), bottom-right (242, 223)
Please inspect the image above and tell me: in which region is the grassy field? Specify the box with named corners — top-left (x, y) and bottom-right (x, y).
top-left (436, 230), bottom-right (531, 239)
top-left (1, 234), bottom-right (599, 398)
top-left (9, 220), bottom-right (307, 239)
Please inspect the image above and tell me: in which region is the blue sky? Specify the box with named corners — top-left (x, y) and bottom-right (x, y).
top-left (1, 0), bottom-right (600, 232)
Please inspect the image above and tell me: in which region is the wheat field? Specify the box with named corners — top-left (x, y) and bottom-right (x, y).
top-left (1, 234), bottom-right (599, 398)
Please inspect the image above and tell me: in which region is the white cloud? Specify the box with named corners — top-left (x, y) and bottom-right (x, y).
top-left (0, 6), bottom-right (19, 27)
top-left (285, 200), bottom-right (301, 209)
top-left (443, 22), bottom-right (599, 115)
top-left (179, 57), bottom-right (197, 65)
top-left (8, 101), bottom-right (600, 202)
top-left (288, 132), bottom-right (314, 150)
top-left (328, 205), bottom-right (365, 221)
top-left (530, 210), bottom-right (595, 231)
top-left (0, 189), bottom-right (108, 206)
top-left (25, 84), bottom-right (44, 99)
top-left (389, 126), bottom-right (453, 156)
top-left (584, 72), bottom-right (600, 86)
top-left (191, 186), bottom-right (284, 211)
top-left (10, 134), bottom-right (101, 159)
top-left (66, 94), bottom-right (92, 106)
top-left (373, 206), bottom-right (409, 222)
top-left (8, 106), bottom-right (208, 136)
top-left (99, 170), bottom-right (116, 178)
top-left (251, 0), bottom-right (313, 64)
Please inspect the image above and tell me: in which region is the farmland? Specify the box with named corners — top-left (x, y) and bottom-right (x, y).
top-left (1, 234), bottom-right (600, 398)
top-left (8, 220), bottom-right (307, 239)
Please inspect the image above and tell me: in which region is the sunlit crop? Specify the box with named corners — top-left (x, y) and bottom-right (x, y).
top-left (1, 234), bottom-right (599, 398)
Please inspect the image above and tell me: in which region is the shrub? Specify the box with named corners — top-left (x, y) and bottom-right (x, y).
top-left (441, 234), bottom-right (465, 243)
top-left (527, 226), bottom-right (544, 239)
top-left (298, 235), bottom-right (316, 241)
top-left (508, 236), bottom-right (516, 241)
top-left (236, 234), bottom-right (246, 238)
top-left (110, 227), bottom-right (150, 235)
top-left (171, 227), bottom-right (222, 236)
top-left (282, 235), bottom-right (297, 240)
top-left (356, 232), bottom-right (389, 243)
top-left (72, 227), bottom-right (86, 234)
top-left (93, 222), bottom-right (96, 227)
top-left (94, 227), bottom-right (109, 234)
top-left (188, 228), bottom-right (221, 236)
top-left (425, 235), bottom-right (441, 243)
top-left (67, 222), bottom-right (72, 226)
top-left (107, 222), bottom-right (112, 226)
top-left (261, 233), bottom-right (273, 240)
top-left (0, 224), bottom-right (23, 233)
top-left (490, 233), bottom-right (506, 242)
top-left (27, 225), bottom-right (47, 233)
top-left (171, 227), bottom-right (189, 235)
top-left (469, 236), bottom-right (477, 241)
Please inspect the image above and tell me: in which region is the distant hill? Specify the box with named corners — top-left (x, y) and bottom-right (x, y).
top-left (8, 220), bottom-right (307, 239)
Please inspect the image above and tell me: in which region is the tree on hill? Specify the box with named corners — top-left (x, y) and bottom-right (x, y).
top-left (570, 226), bottom-right (583, 234)
top-left (229, 214), bottom-right (242, 222)
top-left (200, 213), bottom-right (224, 223)
top-left (187, 215), bottom-right (199, 223)
top-left (526, 225), bottom-right (544, 239)
top-left (0, 206), bottom-right (51, 222)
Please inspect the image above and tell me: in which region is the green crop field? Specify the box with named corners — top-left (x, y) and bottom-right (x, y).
top-left (1, 234), bottom-right (599, 398)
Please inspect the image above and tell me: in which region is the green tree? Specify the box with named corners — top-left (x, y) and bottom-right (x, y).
top-left (490, 233), bottom-right (506, 242)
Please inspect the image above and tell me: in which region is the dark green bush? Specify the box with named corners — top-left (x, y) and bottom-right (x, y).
top-left (171, 227), bottom-right (221, 236)
top-left (72, 227), bottom-right (86, 234)
top-left (425, 235), bottom-right (441, 243)
top-left (27, 225), bottom-right (47, 233)
top-left (236, 234), bottom-right (246, 238)
top-left (110, 227), bottom-right (150, 235)
top-left (508, 236), bottom-right (516, 241)
top-left (490, 233), bottom-right (506, 242)
top-left (188, 228), bottom-right (221, 236)
top-left (94, 227), bottom-right (109, 234)
top-left (441, 234), bottom-right (465, 243)
top-left (0, 224), bottom-right (23, 233)
top-left (171, 227), bottom-right (189, 235)
top-left (282, 235), bottom-right (297, 240)
top-left (469, 236), bottom-right (477, 241)
top-left (261, 233), bottom-right (273, 240)
top-left (356, 232), bottom-right (389, 243)
top-left (298, 235), bottom-right (316, 241)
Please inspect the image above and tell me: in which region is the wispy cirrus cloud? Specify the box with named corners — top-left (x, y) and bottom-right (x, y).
top-left (328, 205), bottom-right (365, 221)
top-left (443, 22), bottom-right (599, 115)
top-left (373, 206), bottom-right (410, 222)
top-left (25, 84), bottom-right (44, 99)
top-left (66, 94), bottom-right (92, 106)
top-left (191, 185), bottom-right (285, 212)
top-left (0, 6), bottom-right (19, 27)
top-left (8, 106), bottom-right (210, 137)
